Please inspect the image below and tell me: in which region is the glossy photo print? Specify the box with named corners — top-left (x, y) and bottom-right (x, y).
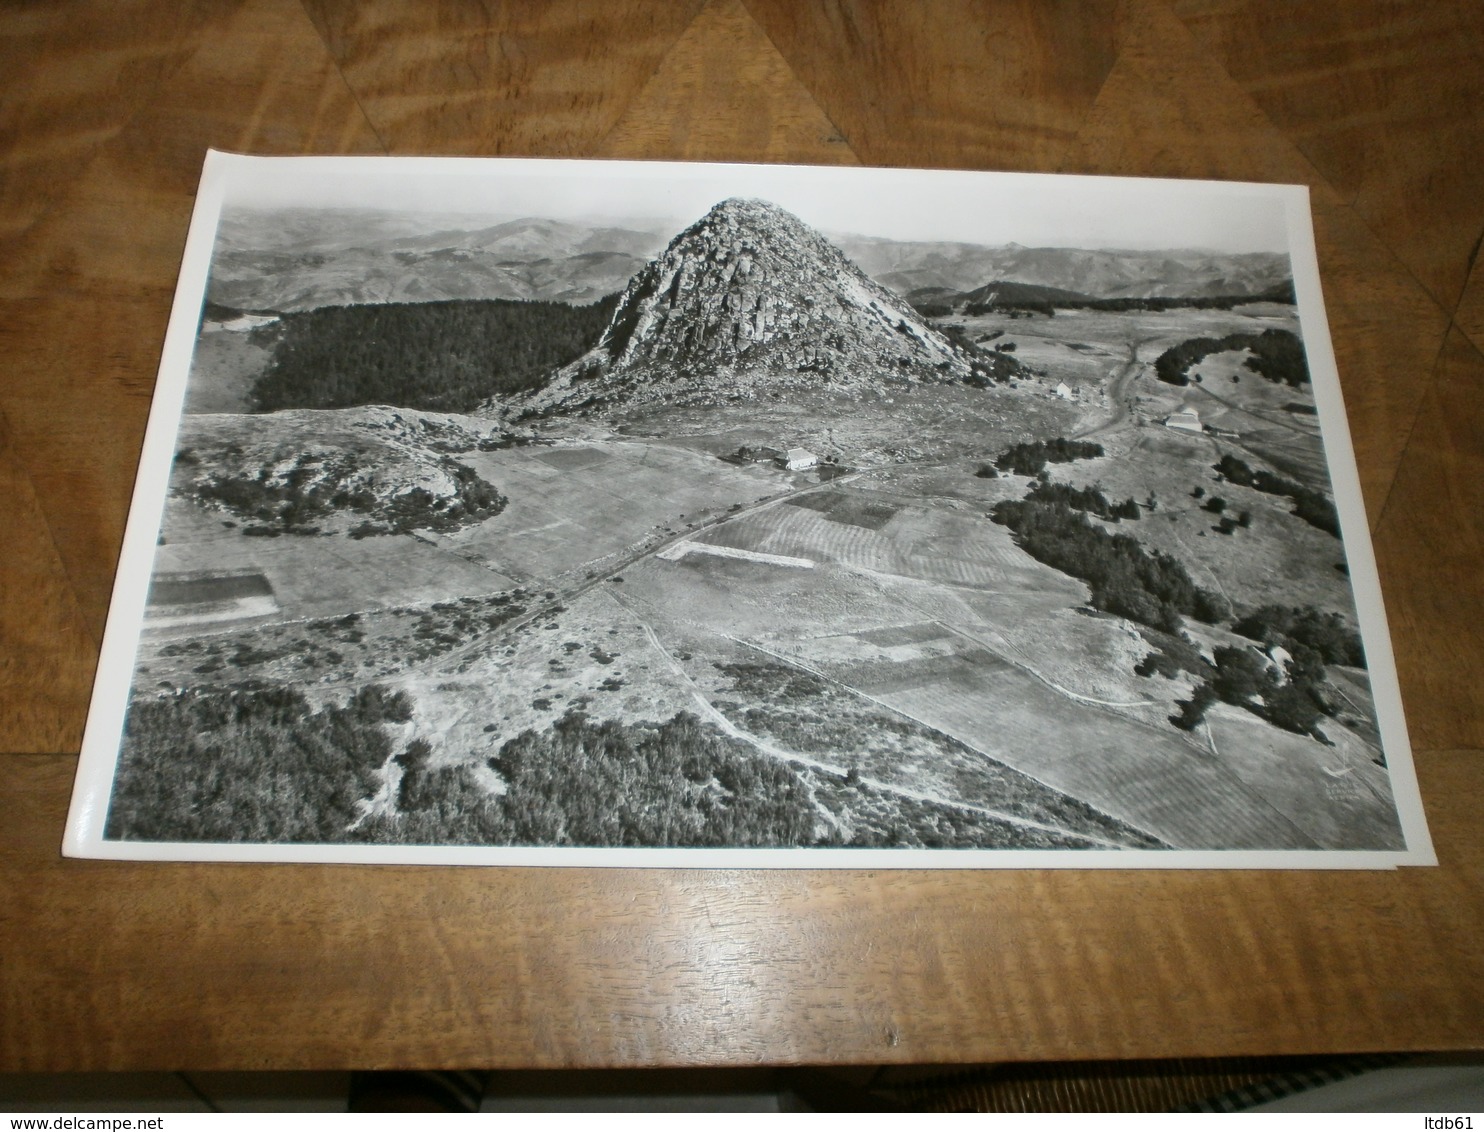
top-left (65, 153), bottom-right (1434, 867)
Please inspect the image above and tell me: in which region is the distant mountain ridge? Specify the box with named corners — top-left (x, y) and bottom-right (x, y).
top-left (207, 208), bottom-right (669, 311)
top-left (206, 206), bottom-right (1295, 318)
top-left (836, 234), bottom-right (1293, 301)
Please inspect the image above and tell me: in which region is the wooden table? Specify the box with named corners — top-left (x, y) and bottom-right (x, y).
top-left (3, 0), bottom-right (1481, 1071)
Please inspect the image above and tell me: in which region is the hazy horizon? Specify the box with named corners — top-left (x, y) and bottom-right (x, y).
top-left (207, 153), bottom-right (1296, 255)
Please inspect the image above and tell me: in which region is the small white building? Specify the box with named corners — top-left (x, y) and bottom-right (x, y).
top-left (785, 448), bottom-right (818, 471)
top-left (1054, 382), bottom-right (1075, 401)
top-left (1165, 407), bottom-right (1202, 433)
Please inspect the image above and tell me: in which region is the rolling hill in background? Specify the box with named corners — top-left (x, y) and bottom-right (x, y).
top-left (206, 208), bottom-right (669, 311)
top-left (836, 235), bottom-right (1293, 300)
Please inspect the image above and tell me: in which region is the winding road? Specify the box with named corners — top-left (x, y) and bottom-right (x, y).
top-left (1073, 334), bottom-right (1158, 440)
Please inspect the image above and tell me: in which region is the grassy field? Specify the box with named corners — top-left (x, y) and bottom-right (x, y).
top-left (448, 440), bottom-right (786, 582)
top-left (182, 322), bottom-right (278, 413)
top-left (153, 511), bottom-right (514, 626)
top-left (692, 492), bottom-right (1067, 594)
top-left (1204, 703), bottom-right (1402, 849)
top-left (873, 668), bottom-right (1316, 849)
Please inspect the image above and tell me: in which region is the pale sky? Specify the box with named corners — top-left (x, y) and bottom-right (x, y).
top-left (204, 150), bottom-right (1298, 254)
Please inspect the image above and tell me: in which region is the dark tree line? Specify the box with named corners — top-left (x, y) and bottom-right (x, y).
top-left (364, 710), bottom-right (818, 848)
top-left (990, 498), bottom-right (1225, 632)
top-left (917, 281), bottom-right (1294, 319)
top-left (1213, 454), bottom-right (1340, 537)
top-left (994, 437), bottom-right (1104, 476)
top-left (250, 295), bottom-right (618, 413)
top-left (1069, 282), bottom-right (1295, 313)
top-left (1025, 480), bottom-right (1141, 521)
top-left (1155, 328), bottom-right (1308, 388)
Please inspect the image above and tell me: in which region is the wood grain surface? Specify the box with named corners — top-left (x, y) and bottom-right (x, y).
top-left (2, 0), bottom-right (1481, 1071)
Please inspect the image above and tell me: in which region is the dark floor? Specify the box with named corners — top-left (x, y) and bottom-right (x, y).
top-left (3, 1055), bottom-right (1482, 1113)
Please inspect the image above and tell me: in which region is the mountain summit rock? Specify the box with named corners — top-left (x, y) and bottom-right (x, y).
top-left (528, 198), bottom-right (980, 413)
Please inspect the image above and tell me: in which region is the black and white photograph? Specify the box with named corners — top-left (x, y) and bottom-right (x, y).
top-left (65, 153), bottom-right (1433, 866)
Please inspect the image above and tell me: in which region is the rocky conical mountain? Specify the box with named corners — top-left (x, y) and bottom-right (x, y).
top-left (525, 198), bottom-right (981, 413)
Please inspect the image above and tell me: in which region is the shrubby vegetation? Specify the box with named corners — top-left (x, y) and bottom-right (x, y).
top-left (1155, 328), bottom-right (1308, 388)
top-left (192, 452), bottom-right (505, 537)
top-left (195, 452), bottom-right (366, 535)
top-left (1136, 607), bottom-right (1358, 744)
top-left (110, 689), bottom-right (821, 848)
top-left (994, 437), bottom-right (1104, 476)
top-left (718, 662), bottom-right (832, 704)
top-left (712, 661), bottom-right (1163, 849)
top-left (1171, 643), bottom-right (1335, 743)
top-left (809, 780), bottom-right (1114, 850)
top-left (1232, 604), bottom-right (1365, 668)
top-left (106, 684), bottom-right (412, 841)
top-left (944, 325), bottom-right (1024, 386)
top-left (150, 594), bottom-right (528, 687)
top-left (250, 296), bottom-right (618, 413)
top-left (1213, 454), bottom-right (1339, 537)
top-left (990, 498), bottom-right (1225, 632)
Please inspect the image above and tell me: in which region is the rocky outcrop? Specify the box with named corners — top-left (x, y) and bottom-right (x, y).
top-left (526, 198), bottom-right (981, 413)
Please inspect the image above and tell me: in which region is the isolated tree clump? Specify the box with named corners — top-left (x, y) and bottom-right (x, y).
top-left (1167, 644), bottom-right (1336, 743)
top-left (993, 437), bottom-right (1104, 477)
top-left (348, 460), bottom-right (507, 538)
top-left (1171, 683), bottom-right (1218, 731)
top-left (1135, 630), bottom-right (1211, 682)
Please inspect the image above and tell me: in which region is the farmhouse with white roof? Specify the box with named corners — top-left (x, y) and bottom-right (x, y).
top-left (1164, 407), bottom-right (1202, 433)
